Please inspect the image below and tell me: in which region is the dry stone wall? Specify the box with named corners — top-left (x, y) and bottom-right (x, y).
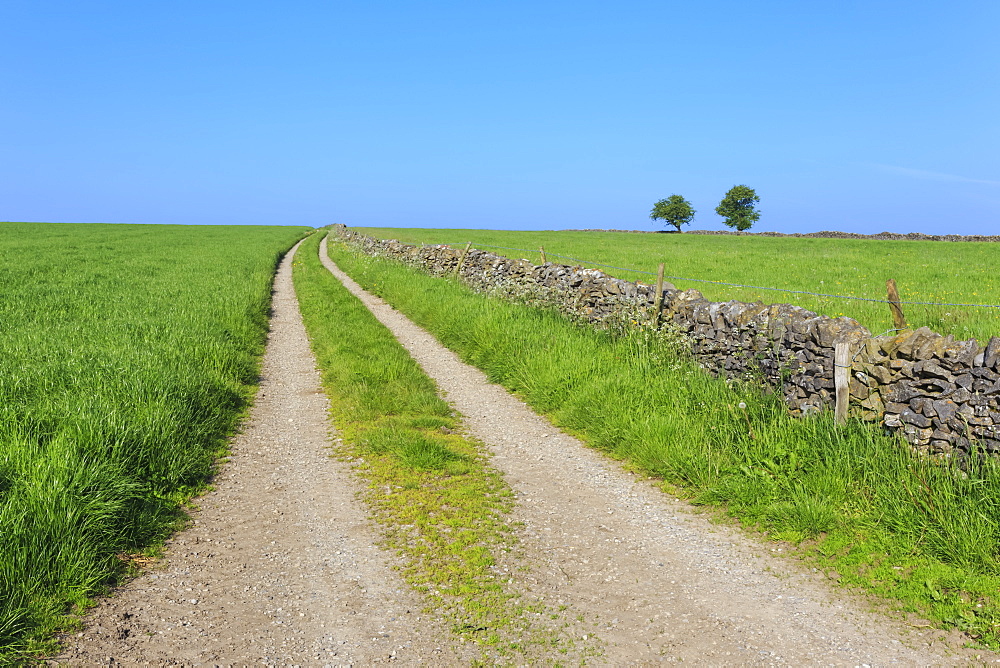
top-left (334, 225), bottom-right (1000, 459)
top-left (573, 228), bottom-right (1000, 243)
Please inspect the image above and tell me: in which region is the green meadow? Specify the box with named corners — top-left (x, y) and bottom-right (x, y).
top-left (0, 222), bottom-right (307, 658)
top-left (355, 227), bottom-right (1000, 345)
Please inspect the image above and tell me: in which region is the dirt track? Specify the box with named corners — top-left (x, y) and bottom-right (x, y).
top-left (55, 237), bottom-right (999, 665)
top-left (318, 236), bottom-right (999, 666)
top-left (54, 241), bottom-right (476, 665)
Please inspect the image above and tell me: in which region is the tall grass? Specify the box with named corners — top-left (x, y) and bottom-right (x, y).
top-left (327, 238), bottom-right (1000, 646)
top-left (355, 227), bottom-right (1000, 344)
top-left (0, 222), bottom-right (308, 657)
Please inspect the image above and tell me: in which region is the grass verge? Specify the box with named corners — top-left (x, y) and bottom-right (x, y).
top-left (327, 236), bottom-right (1000, 649)
top-left (293, 232), bottom-right (597, 663)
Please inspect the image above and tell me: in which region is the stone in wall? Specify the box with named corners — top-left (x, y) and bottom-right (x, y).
top-left (855, 327), bottom-right (1000, 456)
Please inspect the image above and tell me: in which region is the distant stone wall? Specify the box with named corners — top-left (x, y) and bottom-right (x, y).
top-left (570, 229), bottom-right (1000, 243)
top-left (688, 230), bottom-right (1000, 242)
top-left (333, 225), bottom-right (1000, 459)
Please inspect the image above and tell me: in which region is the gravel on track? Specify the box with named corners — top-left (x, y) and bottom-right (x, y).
top-left (319, 236), bottom-right (1000, 666)
top-left (53, 240), bottom-right (475, 666)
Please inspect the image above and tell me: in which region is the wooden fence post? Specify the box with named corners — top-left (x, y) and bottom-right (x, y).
top-left (539, 246), bottom-right (547, 264)
top-left (886, 279), bottom-right (908, 331)
top-left (453, 242), bottom-right (472, 278)
top-left (834, 342), bottom-right (850, 425)
top-left (652, 263), bottom-right (665, 328)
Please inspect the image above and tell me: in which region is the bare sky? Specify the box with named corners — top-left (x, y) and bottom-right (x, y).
top-left (2, 1), bottom-right (997, 234)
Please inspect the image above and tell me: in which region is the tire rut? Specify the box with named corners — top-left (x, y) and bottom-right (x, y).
top-left (319, 236), bottom-right (999, 666)
top-left (53, 240), bottom-right (475, 666)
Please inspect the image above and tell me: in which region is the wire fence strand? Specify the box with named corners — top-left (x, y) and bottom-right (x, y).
top-left (427, 241), bottom-right (1000, 310)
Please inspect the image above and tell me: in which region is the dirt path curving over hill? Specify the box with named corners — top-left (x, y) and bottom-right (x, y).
top-left (319, 236), bottom-right (1000, 665)
top-left (53, 241), bottom-right (476, 665)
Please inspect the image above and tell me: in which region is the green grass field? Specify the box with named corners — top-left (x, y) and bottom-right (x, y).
top-left (328, 236), bottom-right (1000, 648)
top-left (355, 227), bottom-right (1000, 345)
top-left (0, 222), bottom-right (308, 658)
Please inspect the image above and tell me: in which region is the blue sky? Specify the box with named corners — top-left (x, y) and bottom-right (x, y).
top-left (2, 1), bottom-right (997, 234)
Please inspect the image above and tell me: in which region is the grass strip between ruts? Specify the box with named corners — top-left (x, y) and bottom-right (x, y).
top-left (292, 232), bottom-right (598, 663)
top-left (327, 235), bottom-right (1000, 650)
